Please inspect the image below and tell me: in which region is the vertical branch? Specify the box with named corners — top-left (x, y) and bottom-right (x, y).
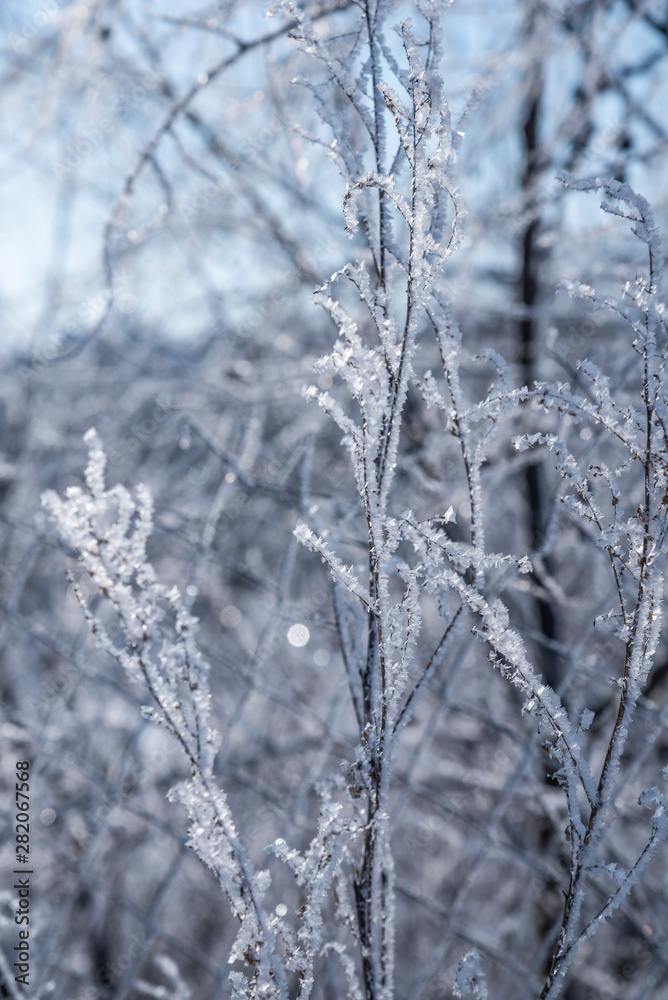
top-left (364, 0), bottom-right (387, 290)
top-left (519, 50), bottom-right (559, 690)
top-left (297, 10), bottom-right (456, 998)
top-left (537, 176), bottom-right (668, 1000)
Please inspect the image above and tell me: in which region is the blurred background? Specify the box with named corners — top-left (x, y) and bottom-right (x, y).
top-left (1, 1), bottom-right (668, 998)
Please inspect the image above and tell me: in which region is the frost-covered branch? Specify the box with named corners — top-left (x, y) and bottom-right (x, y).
top-left (43, 430), bottom-right (287, 998)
